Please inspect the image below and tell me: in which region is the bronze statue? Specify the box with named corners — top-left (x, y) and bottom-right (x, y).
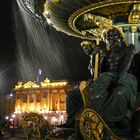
top-left (88, 28), bottom-right (139, 138)
top-left (58, 28), bottom-right (140, 139)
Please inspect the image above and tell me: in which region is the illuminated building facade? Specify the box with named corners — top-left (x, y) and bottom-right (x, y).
top-left (13, 78), bottom-right (73, 125)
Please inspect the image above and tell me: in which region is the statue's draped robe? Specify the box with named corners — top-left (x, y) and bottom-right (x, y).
top-left (89, 72), bottom-right (137, 136)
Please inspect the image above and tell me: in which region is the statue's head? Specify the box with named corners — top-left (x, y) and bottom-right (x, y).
top-left (106, 27), bottom-right (124, 49)
top-left (106, 27), bottom-right (135, 76)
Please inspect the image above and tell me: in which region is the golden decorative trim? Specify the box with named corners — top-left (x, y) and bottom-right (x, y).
top-left (43, 0), bottom-right (52, 20)
top-left (68, 0), bottom-right (140, 39)
top-left (79, 81), bottom-right (87, 108)
top-left (79, 109), bottom-right (127, 140)
top-left (14, 79), bottom-right (68, 90)
top-left (129, 4), bottom-right (140, 24)
top-left (116, 23), bottom-right (140, 27)
top-left (94, 53), bottom-right (99, 81)
top-left (23, 81), bottom-right (40, 88)
top-left (81, 13), bottom-right (113, 38)
top-left (15, 81), bottom-right (23, 89)
top-left (80, 40), bottom-right (93, 47)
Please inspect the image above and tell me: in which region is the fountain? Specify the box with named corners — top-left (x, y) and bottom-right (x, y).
top-left (15, 0), bottom-right (140, 90)
top-left (16, 0), bottom-right (140, 52)
top-left (15, 0), bottom-right (140, 139)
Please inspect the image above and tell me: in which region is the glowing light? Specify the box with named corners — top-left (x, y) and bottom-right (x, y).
top-left (44, 116), bottom-right (47, 120)
top-left (41, 78), bottom-right (67, 87)
top-left (10, 119), bottom-right (13, 122)
top-left (51, 116), bottom-right (58, 125)
top-left (60, 115), bottom-right (64, 124)
top-left (5, 116), bottom-right (9, 120)
top-left (12, 114), bottom-right (16, 119)
top-left (14, 78), bottom-right (67, 90)
top-left (23, 81), bottom-right (39, 88)
top-left (10, 93), bottom-right (13, 97)
top-left (15, 82), bottom-right (23, 89)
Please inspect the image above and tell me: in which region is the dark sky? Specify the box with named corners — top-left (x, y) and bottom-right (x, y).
top-left (0, 0), bottom-right (18, 94)
top-left (0, 1), bottom-right (15, 62)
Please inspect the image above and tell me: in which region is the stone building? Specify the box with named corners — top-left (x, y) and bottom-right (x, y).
top-left (13, 78), bottom-right (73, 125)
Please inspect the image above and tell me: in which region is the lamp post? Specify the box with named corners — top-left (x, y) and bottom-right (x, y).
top-left (11, 114), bottom-right (16, 137)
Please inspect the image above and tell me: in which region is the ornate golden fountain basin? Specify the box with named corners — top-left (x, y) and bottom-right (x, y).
top-left (43, 0), bottom-right (140, 39)
top-left (17, 0), bottom-right (140, 51)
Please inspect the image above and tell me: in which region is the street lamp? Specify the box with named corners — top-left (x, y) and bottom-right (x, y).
top-left (11, 114), bottom-right (16, 137)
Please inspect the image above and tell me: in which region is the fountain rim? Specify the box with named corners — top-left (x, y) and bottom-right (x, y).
top-left (68, 0), bottom-right (140, 39)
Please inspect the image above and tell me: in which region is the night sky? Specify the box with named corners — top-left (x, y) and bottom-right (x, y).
top-left (0, 0), bottom-right (15, 63)
top-left (0, 0), bottom-right (18, 94)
